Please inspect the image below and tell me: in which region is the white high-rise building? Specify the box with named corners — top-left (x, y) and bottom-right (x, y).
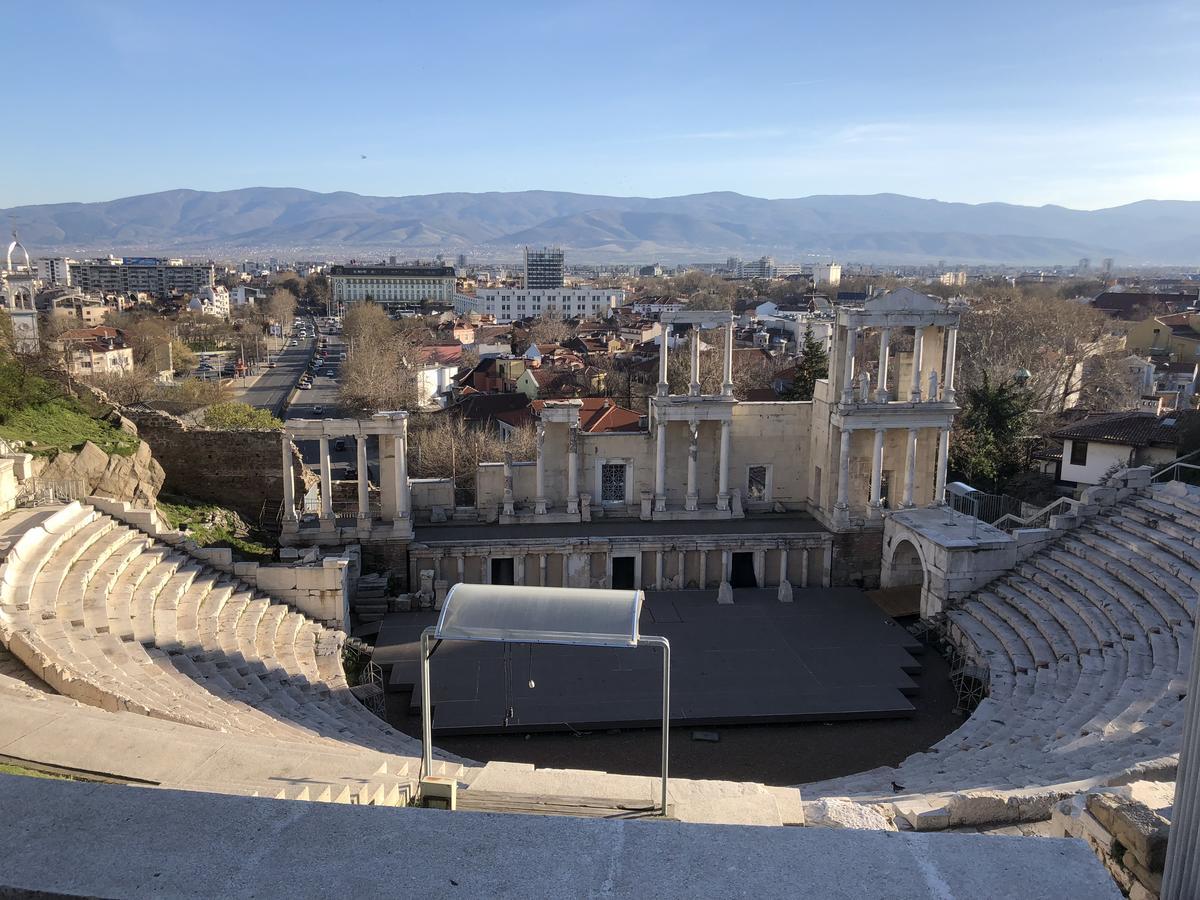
top-left (38, 257), bottom-right (73, 286)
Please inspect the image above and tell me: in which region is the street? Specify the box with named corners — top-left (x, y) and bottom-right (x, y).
top-left (226, 336), bottom-right (313, 416)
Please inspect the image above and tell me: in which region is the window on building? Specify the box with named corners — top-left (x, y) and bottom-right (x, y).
top-left (601, 463), bottom-right (626, 504)
top-left (1070, 441), bottom-right (1089, 467)
top-left (748, 465), bottom-right (769, 501)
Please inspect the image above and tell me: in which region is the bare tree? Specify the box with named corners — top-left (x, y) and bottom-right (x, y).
top-left (958, 292), bottom-right (1129, 423)
top-left (266, 289), bottom-right (298, 328)
top-left (338, 303), bottom-right (421, 413)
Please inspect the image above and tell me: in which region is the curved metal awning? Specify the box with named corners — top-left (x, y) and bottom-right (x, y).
top-left (434, 583), bottom-right (643, 648)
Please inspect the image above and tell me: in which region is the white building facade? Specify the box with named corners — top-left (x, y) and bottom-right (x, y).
top-left (460, 287), bottom-right (625, 323)
top-left (329, 264), bottom-right (456, 314)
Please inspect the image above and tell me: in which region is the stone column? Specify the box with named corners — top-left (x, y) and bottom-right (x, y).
top-left (841, 325), bottom-right (858, 403)
top-left (356, 435), bottom-right (369, 519)
top-left (934, 426), bottom-right (951, 506)
top-left (689, 326), bottom-right (701, 396)
top-left (538, 553), bottom-right (547, 586)
top-left (902, 427), bottom-right (919, 508)
top-left (685, 421), bottom-right (699, 511)
top-left (869, 428), bottom-right (885, 510)
top-left (482, 555), bottom-right (491, 585)
top-left (677, 550), bottom-right (685, 589)
top-left (397, 417), bottom-right (409, 517)
top-left (722, 320), bottom-right (734, 396)
top-left (515, 554), bottom-right (526, 585)
top-left (391, 435), bottom-right (405, 522)
top-left (800, 548), bottom-right (809, 588)
top-left (943, 326), bottom-right (958, 404)
top-left (319, 436), bottom-right (333, 519)
top-left (717, 420), bottom-right (731, 511)
top-left (534, 421), bottom-right (547, 514)
top-left (699, 549), bottom-right (707, 590)
top-left (1162, 605), bottom-right (1200, 900)
top-left (822, 544), bottom-right (832, 588)
top-left (778, 548), bottom-right (788, 586)
top-left (655, 550), bottom-right (664, 590)
top-left (657, 323), bottom-right (670, 396)
top-left (281, 434), bottom-right (296, 521)
top-left (502, 452), bottom-right (515, 516)
top-left (909, 326), bottom-right (925, 402)
top-left (654, 419), bottom-right (667, 512)
top-left (834, 428), bottom-right (851, 510)
top-left (567, 425), bottom-right (579, 514)
top-left (722, 549), bottom-right (731, 582)
top-left (875, 328), bottom-right (891, 402)
top-left (456, 554), bottom-right (465, 584)
top-left (753, 550), bottom-right (765, 587)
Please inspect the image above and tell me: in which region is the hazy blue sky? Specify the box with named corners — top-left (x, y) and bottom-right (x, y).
top-left (4, 0), bottom-right (1198, 208)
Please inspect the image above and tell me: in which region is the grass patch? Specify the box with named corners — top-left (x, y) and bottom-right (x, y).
top-left (0, 762), bottom-right (72, 780)
top-left (157, 495), bottom-right (275, 562)
top-left (0, 400), bottom-right (140, 458)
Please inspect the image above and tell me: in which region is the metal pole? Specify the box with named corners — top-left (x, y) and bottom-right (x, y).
top-left (642, 635), bottom-right (671, 815)
top-left (420, 627), bottom-right (434, 781)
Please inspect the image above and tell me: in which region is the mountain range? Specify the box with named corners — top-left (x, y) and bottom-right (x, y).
top-left (5, 188), bottom-right (1200, 265)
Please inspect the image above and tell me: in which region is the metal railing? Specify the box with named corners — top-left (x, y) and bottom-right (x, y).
top-left (1152, 447), bottom-right (1200, 485)
top-left (990, 496), bottom-right (1081, 532)
top-left (16, 478), bottom-right (88, 507)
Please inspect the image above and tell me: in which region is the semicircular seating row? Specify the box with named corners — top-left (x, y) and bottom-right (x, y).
top-left (0, 502), bottom-right (457, 770)
top-left (804, 482), bottom-right (1200, 804)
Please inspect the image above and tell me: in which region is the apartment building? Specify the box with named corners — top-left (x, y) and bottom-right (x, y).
top-left (69, 257), bottom-right (215, 298)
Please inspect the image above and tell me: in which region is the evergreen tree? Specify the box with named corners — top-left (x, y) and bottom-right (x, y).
top-left (783, 325), bottom-right (829, 400)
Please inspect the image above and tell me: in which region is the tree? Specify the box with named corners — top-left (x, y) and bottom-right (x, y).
top-left (338, 303), bottom-right (422, 413)
top-left (783, 326), bottom-right (828, 401)
top-left (948, 371), bottom-right (1035, 493)
top-left (201, 402), bottom-right (283, 431)
top-left (266, 289), bottom-right (297, 328)
top-left (170, 339), bottom-right (197, 374)
top-left (956, 291), bottom-right (1128, 421)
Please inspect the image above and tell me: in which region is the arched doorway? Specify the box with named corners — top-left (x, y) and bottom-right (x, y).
top-left (886, 539), bottom-right (926, 590)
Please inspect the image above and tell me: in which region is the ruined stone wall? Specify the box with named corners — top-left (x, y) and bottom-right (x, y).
top-left (124, 407), bottom-right (307, 530)
top-left (830, 528), bottom-right (884, 590)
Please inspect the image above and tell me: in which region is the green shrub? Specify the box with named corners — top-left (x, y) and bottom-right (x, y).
top-left (200, 402), bottom-right (283, 431)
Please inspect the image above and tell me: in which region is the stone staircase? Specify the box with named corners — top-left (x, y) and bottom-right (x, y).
top-left (802, 481), bottom-right (1200, 830)
top-left (0, 501), bottom-right (467, 805)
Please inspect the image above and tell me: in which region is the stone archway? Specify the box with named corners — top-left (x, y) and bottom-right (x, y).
top-left (883, 538), bottom-right (927, 591)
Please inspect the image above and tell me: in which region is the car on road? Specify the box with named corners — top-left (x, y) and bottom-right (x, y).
top-left (290, 339), bottom-right (298, 346)
top-left (266, 361), bottom-right (277, 368)
top-left (298, 382), bottom-right (311, 390)
top-left (324, 369), bottom-right (336, 377)
top-left (313, 405), bottom-right (325, 416)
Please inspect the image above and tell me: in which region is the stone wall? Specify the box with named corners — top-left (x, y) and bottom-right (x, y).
top-left (125, 407), bottom-right (306, 529)
top-left (831, 528), bottom-right (884, 589)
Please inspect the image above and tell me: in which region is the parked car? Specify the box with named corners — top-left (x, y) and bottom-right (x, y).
top-left (324, 369), bottom-right (336, 377)
top-left (313, 405), bottom-right (325, 416)
top-left (298, 382), bottom-right (311, 390)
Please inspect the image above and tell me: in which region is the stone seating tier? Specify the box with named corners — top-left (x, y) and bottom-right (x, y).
top-left (803, 482), bottom-right (1199, 824)
top-left (0, 503), bottom-right (466, 793)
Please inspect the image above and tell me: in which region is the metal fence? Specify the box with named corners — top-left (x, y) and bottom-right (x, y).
top-left (949, 489), bottom-right (1021, 524)
top-left (16, 478), bottom-right (88, 507)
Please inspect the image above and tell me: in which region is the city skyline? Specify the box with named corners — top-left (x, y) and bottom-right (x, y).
top-left (3, 0), bottom-right (1198, 210)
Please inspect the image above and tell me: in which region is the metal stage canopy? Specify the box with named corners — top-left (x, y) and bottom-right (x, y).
top-left (420, 583), bottom-right (671, 814)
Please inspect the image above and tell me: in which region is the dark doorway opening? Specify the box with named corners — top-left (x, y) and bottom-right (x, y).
top-left (611, 556), bottom-right (636, 590)
top-left (730, 552), bottom-right (757, 588)
top-left (491, 557), bottom-right (515, 585)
